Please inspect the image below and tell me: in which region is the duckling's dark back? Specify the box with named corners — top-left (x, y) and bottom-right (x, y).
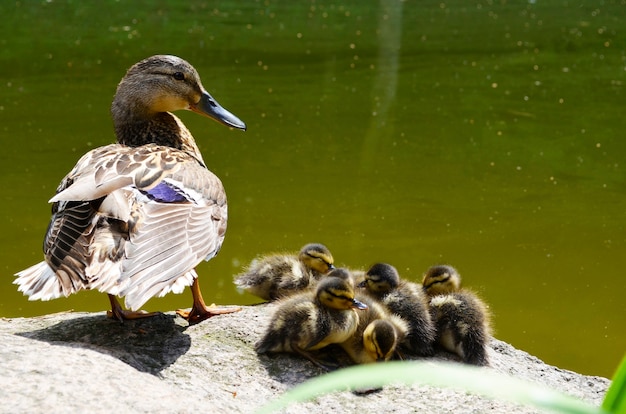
top-left (429, 290), bottom-right (491, 366)
top-left (380, 283), bottom-right (436, 356)
top-left (255, 294), bottom-right (319, 354)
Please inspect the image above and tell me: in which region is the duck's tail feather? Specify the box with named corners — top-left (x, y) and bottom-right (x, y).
top-left (14, 261), bottom-right (68, 301)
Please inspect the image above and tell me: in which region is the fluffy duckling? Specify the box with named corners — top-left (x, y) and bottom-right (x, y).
top-left (14, 55), bottom-right (246, 323)
top-left (234, 243), bottom-right (335, 300)
top-left (422, 265), bottom-right (492, 366)
top-left (358, 263), bottom-right (435, 356)
top-left (340, 293), bottom-right (408, 364)
top-left (255, 268), bottom-right (367, 369)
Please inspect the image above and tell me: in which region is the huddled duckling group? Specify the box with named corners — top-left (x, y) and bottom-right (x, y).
top-left (238, 243), bottom-right (492, 370)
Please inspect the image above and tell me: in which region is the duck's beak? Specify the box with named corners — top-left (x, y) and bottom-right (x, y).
top-left (351, 298), bottom-right (368, 310)
top-left (191, 90), bottom-right (247, 131)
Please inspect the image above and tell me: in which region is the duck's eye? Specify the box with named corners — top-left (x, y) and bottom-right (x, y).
top-left (173, 72), bottom-right (185, 81)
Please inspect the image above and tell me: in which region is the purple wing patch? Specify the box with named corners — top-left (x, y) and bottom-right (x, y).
top-left (143, 181), bottom-right (189, 203)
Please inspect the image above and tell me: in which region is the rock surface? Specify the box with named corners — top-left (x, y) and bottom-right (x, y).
top-left (0, 305), bottom-right (610, 413)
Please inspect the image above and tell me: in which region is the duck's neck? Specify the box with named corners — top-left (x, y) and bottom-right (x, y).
top-left (112, 108), bottom-right (205, 163)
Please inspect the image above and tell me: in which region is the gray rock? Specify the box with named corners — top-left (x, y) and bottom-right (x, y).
top-left (0, 305), bottom-right (609, 413)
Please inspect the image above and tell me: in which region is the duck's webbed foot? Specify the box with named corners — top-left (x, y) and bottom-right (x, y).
top-left (176, 304), bottom-right (241, 324)
top-left (176, 278), bottom-right (241, 325)
top-left (107, 294), bottom-right (160, 322)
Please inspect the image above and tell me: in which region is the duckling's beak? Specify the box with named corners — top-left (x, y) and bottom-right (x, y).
top-left (351, 298), bottom-right (368, 310)
top-left (191, 91), bottom-right (247, 131)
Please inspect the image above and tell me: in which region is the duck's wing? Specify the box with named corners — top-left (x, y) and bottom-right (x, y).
top-left (16, 144), bottom-right (227, 310)
top-left (111, 147), bottom-right (227, 311)
top-left (67, 144), bottom-right (226, 310)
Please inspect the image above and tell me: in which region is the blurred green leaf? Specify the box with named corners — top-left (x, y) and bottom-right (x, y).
top-left (602, 355), bottom-right (626, 414)
top-left (257, 361), bottom-right (604, 414)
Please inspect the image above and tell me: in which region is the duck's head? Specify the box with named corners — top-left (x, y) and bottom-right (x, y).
top-left (316, 271), bottom-right (367, 311)
top-left (363, 319), bottom-right (399, 362)
top-left (112, 55), bottom-right (246, 146)
top-left (298, 243), bottom-right (335, 275)
top-left (422, 264), bottom-right (461, 296)
top-left (358, 263), bottom-right (400, 294)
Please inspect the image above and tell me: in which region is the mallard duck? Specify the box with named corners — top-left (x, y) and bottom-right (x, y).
top-left (422, 265), bottom-right (492, 366)
top-left (340, 293), bottom-right (408, 364)
top-left (255, 268), bottom-right (367, 369)
top-left (14, 55), bottom-right (246, 323)
top-left (358, 263), bottom-right (436, 356)
top-left (234, 243), bottom-right (335, 300)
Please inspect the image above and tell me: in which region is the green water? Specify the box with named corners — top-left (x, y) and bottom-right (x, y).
top-left (1, 1), bottom-right (624, 379)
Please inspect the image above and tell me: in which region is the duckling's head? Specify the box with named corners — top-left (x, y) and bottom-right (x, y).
top-left (298, 243), bottom-right (335, 275)
top-left (316, 272), bottom-right (367, 311)
top-left (422, 264), bottom-right (461, 296)
top-left (325, 267), bottom-right (351, 281)
top-left (112, 55), bottom-right (246, 147)
top-left (363, 319), bottom-right (399, 362)
top-left (358, 263), bottom-right (400, 294)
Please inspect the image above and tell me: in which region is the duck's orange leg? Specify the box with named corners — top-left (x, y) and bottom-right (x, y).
top-left (107, 294), bottom-right (160, 322)
top-left (176, 278), bottom-right (241, 324)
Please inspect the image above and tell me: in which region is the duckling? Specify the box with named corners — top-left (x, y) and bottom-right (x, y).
top-left (361, 319), bottom-right (406, 362)
top-left (422, 265), bottom-right (492, 366)
top-left (14, 55), bottom-right (246, 323)
top-left (234, 243), bottom-right (335, 300)
top-left (422, 264), bottom-right (461, 295)
top-left (255, 268), bottom-right (367, 369)
top-left (358, 263), bottom-right (436, 356)
top-left (339, 293), bottom-right (408, 364)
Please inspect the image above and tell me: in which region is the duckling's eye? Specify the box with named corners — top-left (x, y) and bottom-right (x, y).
top-left (173, 72), bottom-right (185, 81)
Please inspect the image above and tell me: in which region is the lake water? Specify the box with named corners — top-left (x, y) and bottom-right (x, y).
top-left (1, 0), bottom-right (624, 379)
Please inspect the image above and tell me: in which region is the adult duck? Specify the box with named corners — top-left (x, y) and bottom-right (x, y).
top-left (14, 55), bottom-right (246, 324)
